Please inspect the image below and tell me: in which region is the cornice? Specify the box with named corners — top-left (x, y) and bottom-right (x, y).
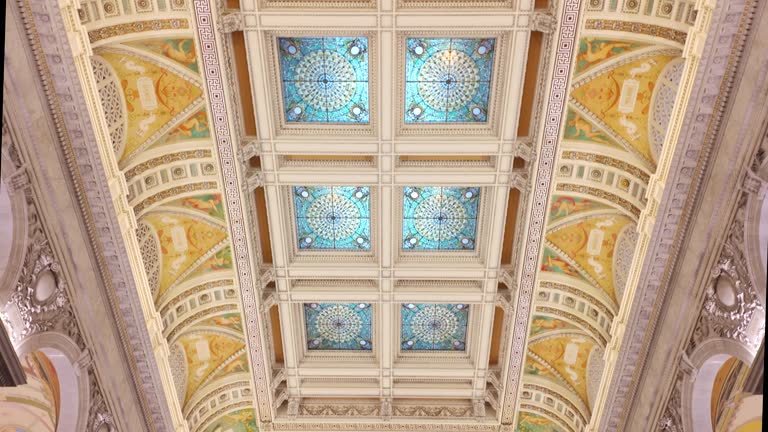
top-left (591, 0), bottom-right (761, 430)
top-left (10, 0), bottom-right (177, 428)
top-left (1, 108), bottom-right (115, 430)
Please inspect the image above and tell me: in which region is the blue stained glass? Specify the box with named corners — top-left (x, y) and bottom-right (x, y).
top-left (293, 186), bottom-right (371, 250)
top-left (404, 38), bottom-right (496, 123)
top-left (402, 186), bottom-right (480, 251)
top-left (401, 303), bottom-right (468, 351)
top-left (305, 303), bottom-right (373, 350)
top-left (278, 37), bottom-right (370, 124)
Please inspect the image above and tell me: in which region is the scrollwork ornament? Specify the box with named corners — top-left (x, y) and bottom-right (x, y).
top-left (381, 398), bottom-right (392, 421)
top-left (473, 398), bottom-right (486, 418)
top-left (688, 194), bottom-right (764, 354)
top-left (6, 196), bottom-right (83, 348)
top-left (299, 403), bottom-right (380, 417)
top-left (531, 12), bottom-right (557, 33)
top-left (88, 366), bottom-right (116, 432)
top-left (220, 11), bottom-right (243, 33)
top-left (392, 405), bottom-right (473, 418)
top-left (657, 371), bottom-right (683, 432)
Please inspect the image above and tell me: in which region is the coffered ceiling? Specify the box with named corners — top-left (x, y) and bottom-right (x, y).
top-left (74, 0), bottom-right (704, 429)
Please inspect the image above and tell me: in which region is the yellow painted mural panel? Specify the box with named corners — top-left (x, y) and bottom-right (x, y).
top-left (143, 213), bottom-right (228, 298)
top-left (734, 419), bottom-right (763, 432)
top-left (549, 195), bottom-right (613, 224)
top-left (98, 51), bottom-right (203, 163)
top-left (201, 312), bottom-right (244, 333)
top-left (530, 315), bottom-right (580, 337)
top-left (179, 333), bottom-right (245, 404)
top-left (207, 352), bottom-right (250, 384)
top-left (154, 107), bottom-right (211, 146)
top-left (524, 355), bottom-right (560, 384)
top-left (546, 215), bottom-right (633, 303)
top-left (180, 245), bottom-right (234, 286)
top-left (124, 38), bottom-right (200, 73)
top-left (571, 54), bottom-right (679, 164)
top-left (516, 411), bottom-right (565, 432)
top-left (563, 108), bottom-right (626, 152)
top-left (203, 409), bottom-right (259, 432)
top-left (166, 194), bottom-right (226, 221)
top-left (575, 38), bottom-right (648, 75)
top-left (529, 336), bottom-right (594, 403)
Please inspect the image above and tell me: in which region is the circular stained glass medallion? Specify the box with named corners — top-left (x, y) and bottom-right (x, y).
top-left (417, 49), bottom-right (480, 111)
top-left (294, 51), bottom-right (357, 111)
top-left (412, 194), bottom-right (468, 241)
top-left (410, 305), bottom-right (459, 344)
top-left (305, 192), bottom-right (361, 241)
top-left (316, 305), bottom-right (364, 343)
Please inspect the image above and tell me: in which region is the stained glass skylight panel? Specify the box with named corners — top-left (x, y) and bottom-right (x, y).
top-left (401, 303), bottom-right (468, 351)
top-left (278, 37), bottom-right (369, 123)
top-left (402, 186), bottom-right (480, 251)
top-left (305, 303), bottom-right (372, 350)
top-left (404, 38), bottom-right (495, 123)
top-left (293, 186), bottom-right (371, 250)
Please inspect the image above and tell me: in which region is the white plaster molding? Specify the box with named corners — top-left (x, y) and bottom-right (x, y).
top-left (500, 0), bottom-right (582, 425)
top-left (592, 0), bottom-right (764, 428)
top-left (7, 0), bottom-right (179, 428)
top-left (192, 0), bottom-right (274, 421)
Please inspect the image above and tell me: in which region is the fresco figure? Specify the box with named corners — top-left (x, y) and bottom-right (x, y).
top-left (576, 39), bottom-right (640, 73)
top-left (564, 110), bottom-right (616, 146)
top-left (142, 39), bottom-right (198, 71)
top-left (164, 110), bottom-right (210, 143)
top-left (550, 196), bottom-right (591, 220)
top-left (182, 194), bottom-right (224, 219)
top-left (541, 249), bottom-right (580, 277)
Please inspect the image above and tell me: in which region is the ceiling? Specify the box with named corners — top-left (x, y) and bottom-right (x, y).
top-left (77, 0), bottom-right (699, 429)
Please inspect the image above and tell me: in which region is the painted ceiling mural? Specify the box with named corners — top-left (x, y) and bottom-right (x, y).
top-left (80, 1), bottom-right (692, 430)
top-left (91, 34), bottom-right (259, 430)
top-left (515, 32), bottom-right (684, 430)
